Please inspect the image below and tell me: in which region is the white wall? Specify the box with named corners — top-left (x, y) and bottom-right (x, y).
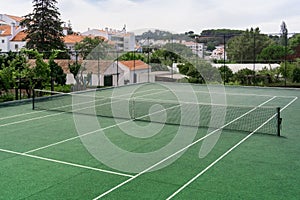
top-left (212, 63), bottom-right (280, 73)
top-left (0, 37), bottom-right (9, 52)
top-left (9, 41), bottom-right (26, 52)
top-left (66, 62), bottom-right (152, 86)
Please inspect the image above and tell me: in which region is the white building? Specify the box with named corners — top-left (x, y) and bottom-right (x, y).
top-left (1, 14), bottom-right (136, 53)
top-left (59, 59), bottom-right (153, 86)
top-left (182, 41), bottom-right (204, 58)
top-left (82, 26), bottom-right (135, 52)
top-left (210, 45), bottom-right (227, 60)
top-left (0, 14), bottom-right (26, 52)
top-left (137, 38), bottom-right (204, 58)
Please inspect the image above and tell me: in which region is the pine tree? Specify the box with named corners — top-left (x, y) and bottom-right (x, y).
top-left (21, 0), bottom-right (66, 58)
top-left (280, 21), bottom-right (288, 47)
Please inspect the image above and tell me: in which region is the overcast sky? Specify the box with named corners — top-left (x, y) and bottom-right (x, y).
top-left (1, 0), bottom-right (299, 34)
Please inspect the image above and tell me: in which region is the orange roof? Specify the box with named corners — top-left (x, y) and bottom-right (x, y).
top-left (11, 31), bottom-right (27, 41)
top-left (5, 14), bottom-right (24, 22)
top-left (63, 34), bottom-right (85, 44)
top-left (120, 60), bottom-right (151, 70)
top-left (64, 34), bottom-right (107, 44)
top-left (27, 59), bottom-right (113, 74)
top-left (0, 25), bottom-right (11, 36)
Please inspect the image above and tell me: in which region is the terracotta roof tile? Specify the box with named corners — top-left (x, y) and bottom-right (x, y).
top-left (5, 14), bottom-right (24, 22)
top-left (120, 60), bottom-right (151, 70)
top-left (11, 31), bottom-right (27, 41)
top-left (63, 34), bottom-right (85, 44)
top-left (0, 25), bottom-right (11, 36)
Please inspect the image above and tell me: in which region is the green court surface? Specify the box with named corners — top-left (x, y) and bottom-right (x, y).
top-left (0, 82), bottom-right (300, 199)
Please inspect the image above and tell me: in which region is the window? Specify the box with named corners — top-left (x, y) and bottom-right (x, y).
top-left (15, 44), bottom-right (19, 50)
top-left (1, 40), bottom-right (4, 43)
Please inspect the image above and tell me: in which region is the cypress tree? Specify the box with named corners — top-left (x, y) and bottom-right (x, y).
top-left (21, 0), bottom-right (66, 58)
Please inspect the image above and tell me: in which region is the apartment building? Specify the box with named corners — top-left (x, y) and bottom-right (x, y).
top-left (81, 26), bottom-right (135, 51)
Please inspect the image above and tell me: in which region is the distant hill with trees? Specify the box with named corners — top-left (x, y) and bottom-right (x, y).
top-left (136, 29), bottom-right (193, 41)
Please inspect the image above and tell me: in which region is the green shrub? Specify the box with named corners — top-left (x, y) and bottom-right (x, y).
top-left (0, 92), bottom-right (14, 102)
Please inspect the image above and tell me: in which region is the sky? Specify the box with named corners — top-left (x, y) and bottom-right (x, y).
top-left (1, 0), bottom-right (299, 35)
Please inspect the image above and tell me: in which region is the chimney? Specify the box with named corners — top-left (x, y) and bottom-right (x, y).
top-left (11, 22), bottom-right (16, 37)
top-left (62, 23), bottom-right (68, 35)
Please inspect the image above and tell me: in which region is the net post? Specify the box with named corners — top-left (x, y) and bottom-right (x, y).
top-left (277, 107), bottom-right (282, 137)
top-left (32, 89), bottom-right (35, 110)
top-left (131, 98), bottom-right (135, 120)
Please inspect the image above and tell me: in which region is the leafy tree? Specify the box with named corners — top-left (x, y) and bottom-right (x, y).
top-left (195, 61), bottom-right (220, 83)
top-left (0, 51), bottom-right (18, 69)
top-left (75, 36), bottom-right (109, 59)
top-left (149, 49), bottom-right (164, 64)
top-left (148, 48), bottom-right (177, 67)
top-left (68, 62), bottom-right (81, 85)
top-left (268, 34), bottom-right (281, 45)
top-left (0, 66), bottom-right (14, 92)
top-left (218, 65), bottom-right (233, 83)
top-left (49, 60), bottom-right (66, 86)
top-left (197, 29), bottom-right (244, 46)
top-left (289, 34), bottom-right (300, 50)
top-left (258, 45), bottom-right (285, 62)
top-left (293, 67), bottom-right (300, 83)
top-left (25, 49), bottom-right (50, 89)
top-left (0, 52), bottom-right (24, 93)
top-left (21, 0), bottom-right (66, 58)
top-left (256, 67), bottom-right (278, 84)
top-left (234, 68), bottom-right (255, 85)
top-left (136, 29), bottom-right (192, 41)
top-left (227, 28), bottom-right (273, 63)
top-left (178, 62), bottom-right (203, 83)
top-left (206, 42), bottom-right (216, 51)
top-left (292, 59), bottom-right (300, 83)
top-left (119, 52), bottom-right (146, 61)
top-left (148, 43), bottom-right (194, 68)
top-left (0, 52), bottom-right (33, 98)
top-left (164, 43), bottom-right (194, 60)
top-left (288, 34), bottom-right (300, 60)
top-left (279, 61), bottom-right (295, 81)
top-left (9, 52), bottom-right (33, 97)
top-left (178, 60), bottom-right (219, 83)
top-left (48, 50), bottom-right (66, 88)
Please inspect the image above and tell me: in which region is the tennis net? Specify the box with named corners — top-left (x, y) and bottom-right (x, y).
top-left (33, 89), bottom-right (282, 136)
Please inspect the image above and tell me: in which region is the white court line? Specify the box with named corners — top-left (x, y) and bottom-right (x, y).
top-left (0, 148), bottom-right (133, 178)
top-left (0, 89), bottom-right (168, 128)
top-left (91, 96), bottom-right (277, 199)
top-left (0, 110), bottom-right (44, 121)
top-left (0, 88), bottom-right (162, 121)
top-left (166, 96), bottom-right (298, 199)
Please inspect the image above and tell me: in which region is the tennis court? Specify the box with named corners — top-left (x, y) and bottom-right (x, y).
top-left (0, 82), bottom-right (300, 199)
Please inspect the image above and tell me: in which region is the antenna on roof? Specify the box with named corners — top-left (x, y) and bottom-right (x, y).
top-left (122, 24), bottom-right (126, 33)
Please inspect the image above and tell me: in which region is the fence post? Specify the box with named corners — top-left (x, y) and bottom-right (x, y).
top-left (277, 107), bottom-right (282, 136)
top-left (32, 89), bottom-right (35, 110)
